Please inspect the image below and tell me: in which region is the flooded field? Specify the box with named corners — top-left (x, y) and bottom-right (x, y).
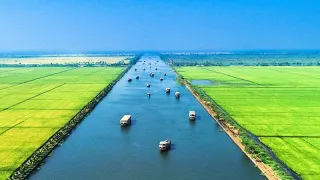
top-left (29, 56), bottom-right (265, 180)
top-left (191, 80), bottom-right (213, 85)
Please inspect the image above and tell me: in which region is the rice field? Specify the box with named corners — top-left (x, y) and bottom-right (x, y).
top-left (176, 66), bottom-right (320, 180)
top-left (0, 67), bottom-right (125, 179)
top-left (0, 56), bottom-right (132, 65)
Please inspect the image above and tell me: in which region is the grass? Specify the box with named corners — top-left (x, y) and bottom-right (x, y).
top-left (0, 67), bottom-right (125, 179)
top-left (0, 56), bottom-right (132, 65)
top-left (176, 66), bottom-right (320, 180)
top-left (161, 52), bottom-right (320, 66)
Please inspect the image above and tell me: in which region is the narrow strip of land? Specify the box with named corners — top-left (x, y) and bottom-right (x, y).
top-left (181, 79), bottom-right (280, 180)
top-left (200, 67), bottom-right (261, 85)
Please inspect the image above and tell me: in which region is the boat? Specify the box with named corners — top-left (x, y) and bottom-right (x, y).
top-left (147, 84), bottom-right (150, 87)
top-left (160, 77), bottom-right (163, 81)
top-left (120, 115), bottom-right (131, 126)
top-left (136, 75), bottom-right (139, 79)
top-left (175, 92), bottom-right (180, 98)
top-left (159, 139), bottom-right (171, 151)
top-left (189, 111), bottom-right (196, 121)
top-left (128, 78), bottom-right (132, 82)
top-left (147, 92), bottom-right (151, 97)
top-left (166, 88), bottom-right (170, 93)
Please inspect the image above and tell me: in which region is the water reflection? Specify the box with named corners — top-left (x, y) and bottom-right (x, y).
top-left (120, 126), bottom-right (131, 133)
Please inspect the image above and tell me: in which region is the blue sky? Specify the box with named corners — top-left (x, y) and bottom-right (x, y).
top-left (0, 0), bottom-right (319, 52)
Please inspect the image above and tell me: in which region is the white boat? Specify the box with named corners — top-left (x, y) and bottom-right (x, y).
top-left (175, 92), bottom-right (180, 98)
top-left (159, 139), bottom-right (171, 151)
top-left (189, 111), bottom-right (196, 121)
top-left (120, 115), bottom-right (131, 126)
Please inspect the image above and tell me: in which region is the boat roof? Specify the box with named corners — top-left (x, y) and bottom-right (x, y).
top-left (121, 115), bottom-right (131, 120)
top-left (160, 139), bottom-right (170, 142)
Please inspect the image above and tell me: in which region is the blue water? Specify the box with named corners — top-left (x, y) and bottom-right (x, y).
top-left (29, 55), bottom-right (265, 180)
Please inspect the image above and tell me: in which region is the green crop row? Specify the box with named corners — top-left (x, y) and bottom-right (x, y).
top-left (175, 66), bottom-right (320, 179)
top-left (0, 67), bottom-right (126, 179)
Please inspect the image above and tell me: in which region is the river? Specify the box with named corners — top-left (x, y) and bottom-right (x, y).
top-left (29, 55), bottom-right (265, 180)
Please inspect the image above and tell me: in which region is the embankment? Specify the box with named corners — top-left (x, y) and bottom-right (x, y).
top-left (172, 69), bottom-right (300, 180)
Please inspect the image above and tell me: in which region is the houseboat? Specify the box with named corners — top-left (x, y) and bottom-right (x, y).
top-left (175, 92), bottom-right (180, 98)
top-left (189, 111), bottom-right (196, 121)
top-left (120, 115), bottom-right (131, 126)
top-left (159, 139), bottom-right (171, 151)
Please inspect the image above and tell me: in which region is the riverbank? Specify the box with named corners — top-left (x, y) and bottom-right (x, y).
top-left (181, 78), bottom-right (280, 180)
top-left (28, 55), bottom-right (266, 180)
top-left (171, 65), bottom-right (310, 180)
top-left (9, 65), bottom-right (132, 180)
top-left (169, 63), bottom-right (300, 179)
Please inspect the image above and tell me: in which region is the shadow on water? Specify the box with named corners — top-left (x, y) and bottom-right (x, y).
top-left (170, 143), bottom-right (176, 151)
top-left (120, 126), bottom-right (131, 133)
top-left (159, 150), bottom-right (170, 160)
top-left (189, 120), bottom-right (196, 127)
top-left (131, 119), bottom-right (138, 126)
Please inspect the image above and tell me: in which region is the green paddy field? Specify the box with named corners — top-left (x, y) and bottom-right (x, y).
top-left (176, 66), bottom-right (320, 180)
top-left (0, 67), bottom-right (125, 179)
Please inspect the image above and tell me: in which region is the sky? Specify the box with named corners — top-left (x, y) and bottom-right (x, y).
top-left (0, 0), bottom-right (320, 52)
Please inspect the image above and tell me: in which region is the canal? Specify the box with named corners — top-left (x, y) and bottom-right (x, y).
top-left (30, 55), bottom-right (265, 180)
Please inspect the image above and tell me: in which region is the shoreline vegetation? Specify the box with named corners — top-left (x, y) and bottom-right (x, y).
top-left (163, 54), bottom-right (307, 180)
top-left (8, 55), bottom-right (141, 180)
top-left (173, 71), bottom-right (297, 180)
top-left (183, 79), bottom-right (298, 179)
top-left (160, 52), bottom-right (320, 66)
top-left (0, 56), bottom-right (135, 67)
top-left (166, 51), bottom-right (320, 180)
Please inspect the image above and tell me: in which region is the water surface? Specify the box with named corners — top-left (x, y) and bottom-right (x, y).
top-left (30, 56), bottom-right (265, 180)
top-left (191, 80), bottom-right (213, 85)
